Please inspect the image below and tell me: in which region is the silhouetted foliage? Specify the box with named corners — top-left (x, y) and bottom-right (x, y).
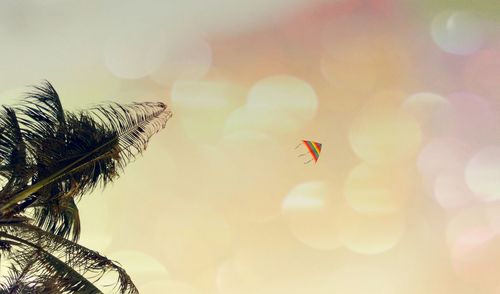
top-left (0, 81), bottom-right (172, 293)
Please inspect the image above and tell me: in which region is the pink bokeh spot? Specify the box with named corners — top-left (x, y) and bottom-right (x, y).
top-left (447, 92), bottom-right (497, 144)
top-left (464, 48), bottom-right (500, 99)
top-left (452, 227), bottom-right (496, 258)
top-left (418, 137), bottom-right (471, 178)
top-left (434, 169), bottom-right (475, 210)
top-left (451, 226), bottom-right (500, 283)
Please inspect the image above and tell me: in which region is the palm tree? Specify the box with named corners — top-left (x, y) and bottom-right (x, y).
top-left (0, 81), bottom-right (172, 293)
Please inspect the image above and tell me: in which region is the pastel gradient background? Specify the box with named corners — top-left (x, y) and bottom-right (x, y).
top-left (2, 0), bottom-right (500, 293)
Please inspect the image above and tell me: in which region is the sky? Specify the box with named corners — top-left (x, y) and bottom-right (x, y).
top-left (2, 0), bottom-right (500, 293)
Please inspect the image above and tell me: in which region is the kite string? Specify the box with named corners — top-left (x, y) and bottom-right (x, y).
top-left (295, 140), bottom-right (321, 164)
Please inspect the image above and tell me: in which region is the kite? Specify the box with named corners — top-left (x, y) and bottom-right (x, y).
top-left (296, 140), bottom-right (322, 164)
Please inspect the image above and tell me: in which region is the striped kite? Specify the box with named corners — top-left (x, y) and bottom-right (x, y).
top-left (296, 140), bottom-right (322, 164)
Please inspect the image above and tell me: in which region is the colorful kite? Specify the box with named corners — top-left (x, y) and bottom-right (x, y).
top-left (296, 140), bottom-right (322, 164)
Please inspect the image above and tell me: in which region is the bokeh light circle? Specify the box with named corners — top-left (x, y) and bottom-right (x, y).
top-left (401, 92), bottom-right (453, 137)
top-left (431, 10), bottom-right (484, 55)
top-left (150, 37), bottom-right (212, 85)
top-left (246, 75), bottom-right (318, 123)
top-left (463, 48), bottom-right (500, 99)
top-left (171, 79), bottom-right (242, 142)
top-left (433, 169), bottom-right (474, 210)
top-left (224, 105), bottom-right (300, 135)
top-left (450, 228), bottom-right (500, 283)
top-left (446, 207), bottom-right (490, 248)
top-left (465, 146), bottom-right (500, 202)
top-left (282, 181), bottom-right (341, 250)
top-left (447, 92), bottom-right (496, 144)
top-left (447, 207), bottom-right (500, 283)
top-left (344, 163), bottom-right (409, 214)
top-left (104, 28), bottom-right (168, 79)
top-left (417, 137), bottom-right (470, 179)
top-left (216, 259), bottom-right (253, 294)
top-left (337, 207), bottom-right (406, 255)
top-left (349, 91), bottom-right (422, 164)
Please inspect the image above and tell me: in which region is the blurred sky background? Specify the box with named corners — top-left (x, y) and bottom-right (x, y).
top-left (2, 0), bottom-right (500, 293)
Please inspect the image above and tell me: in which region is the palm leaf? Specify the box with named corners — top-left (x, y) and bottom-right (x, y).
top-left (0, 107), bottom-right (30, 202)
top-left (0, 81), bottom-right (171, 292)
top-left (0, 82), bottom-right (172, 241)
top-left (0, 219), bottom-right (137, 294)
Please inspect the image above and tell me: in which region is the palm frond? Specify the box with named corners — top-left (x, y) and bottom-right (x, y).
top-left (0, 243), bottom-right (101, 294)
top-left (0, 81), bottom-right (171, 292)
top-left (18, 80), bottom-right (66, 138)
top-left (0, 220), bottom-right (137, 294)
top-left (0, 107), bottom-right (30, 200)
top-left (31, 196), bottom-right (81, 242)
top-left (0, 82), bottom-right (171, 241)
